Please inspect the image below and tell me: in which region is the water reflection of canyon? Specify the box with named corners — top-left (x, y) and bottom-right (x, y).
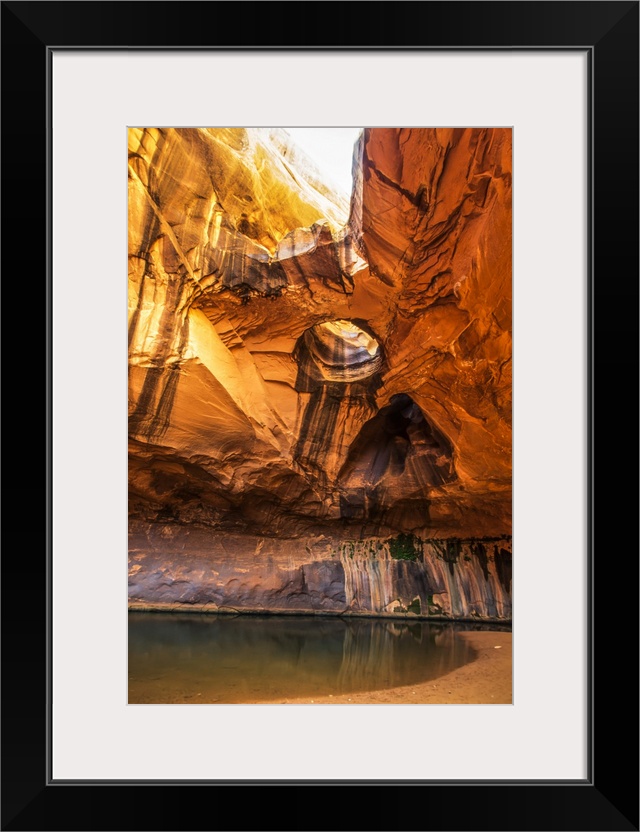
top-left (128, 613), bottom-right (480, 704)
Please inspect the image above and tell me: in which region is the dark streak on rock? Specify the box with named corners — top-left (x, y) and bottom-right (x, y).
top-left (127, 268), bottom-right (148, 348)
top-left (471, 541), bottom-right (489, 581)
top-left (129, 275), bottom-right (191, 441)
top-left (494, 546), bottom-right (512, 593)
top-left (432, 538), bottom-right (462, 576)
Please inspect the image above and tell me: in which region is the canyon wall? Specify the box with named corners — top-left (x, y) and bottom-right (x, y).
top-left (129, 528), bottom-right (511, 620)
top-left (128, 127), bottom-right (512, 619)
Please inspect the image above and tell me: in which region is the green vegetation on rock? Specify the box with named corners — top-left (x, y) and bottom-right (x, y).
top-left (388, 533), bottom-right (421, 561)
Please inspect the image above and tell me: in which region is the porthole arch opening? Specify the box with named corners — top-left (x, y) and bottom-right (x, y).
top-left (294, 318), bottom-right (383, 386)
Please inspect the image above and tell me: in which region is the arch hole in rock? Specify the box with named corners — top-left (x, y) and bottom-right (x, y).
top-left (293, 319), bottom-right (383, 476)
top-left (295, 319), bottom-right (383, 387)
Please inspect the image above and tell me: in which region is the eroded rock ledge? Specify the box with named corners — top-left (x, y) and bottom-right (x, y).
top-left (128, 127), bottom-right (512, 619)
top-left (129, 526), bottom-right (511, 620)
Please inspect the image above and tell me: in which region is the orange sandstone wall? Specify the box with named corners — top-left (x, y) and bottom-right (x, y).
top-left (128, 127), bottom-right (512, 619)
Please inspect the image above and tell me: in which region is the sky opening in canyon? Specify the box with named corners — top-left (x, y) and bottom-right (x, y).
top-left (283, 127), bottom-right (362, 198)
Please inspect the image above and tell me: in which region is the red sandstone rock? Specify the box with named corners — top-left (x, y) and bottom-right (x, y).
top-left (128, 127), bottom-right (512, 618)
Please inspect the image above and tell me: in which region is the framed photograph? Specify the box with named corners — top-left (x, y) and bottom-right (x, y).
top-left (126, 121), bottom-right (515, 709)
top-left (3, 2), bottom-right (637, 830)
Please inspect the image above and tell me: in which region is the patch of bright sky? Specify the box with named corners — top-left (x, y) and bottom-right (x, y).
top-left (283, 127), bottom-right (363, 198)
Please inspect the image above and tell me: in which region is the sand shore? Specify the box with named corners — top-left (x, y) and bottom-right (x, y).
top-left (253, 630), bottom-right (512, 705)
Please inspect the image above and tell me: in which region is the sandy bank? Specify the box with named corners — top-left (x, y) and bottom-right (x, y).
top-left (252, 631), bottom-right (512, 705)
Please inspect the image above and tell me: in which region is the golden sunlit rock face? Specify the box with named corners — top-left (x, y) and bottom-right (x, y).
top-left (128, 127), bottom-right (512, 619)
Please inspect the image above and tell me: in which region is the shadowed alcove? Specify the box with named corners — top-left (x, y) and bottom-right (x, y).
top-left (338, 393), bottom-right (456, 522)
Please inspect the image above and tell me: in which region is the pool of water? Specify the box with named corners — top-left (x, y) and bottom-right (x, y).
top-left (128, 613), bottom-right (481, 704)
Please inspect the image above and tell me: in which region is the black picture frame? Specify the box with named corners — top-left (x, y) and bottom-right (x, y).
top-left (2, 2), bottom-right (638, 830)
